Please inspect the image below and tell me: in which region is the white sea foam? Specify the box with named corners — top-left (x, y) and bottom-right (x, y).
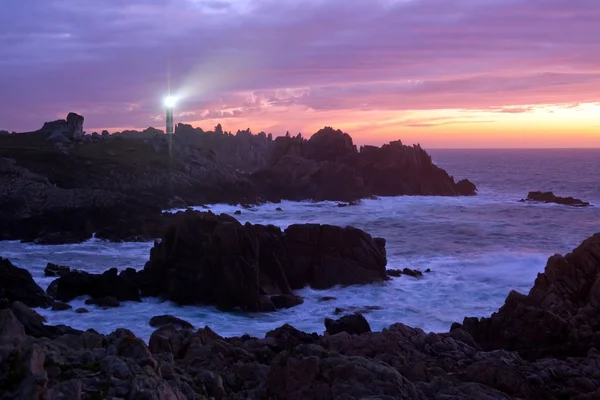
top-left (3, 149), bottom-right (600, 341)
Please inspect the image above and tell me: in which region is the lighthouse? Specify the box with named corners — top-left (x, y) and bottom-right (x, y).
top-left (164, 96), bottom-right (177, 135)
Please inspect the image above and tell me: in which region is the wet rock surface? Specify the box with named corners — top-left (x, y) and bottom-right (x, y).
top-left (137, 211), bottom-right (388, 311)
top-left (1, 233), bottom-right (600, 398)
top-left (521, 191), bottom-right (591, 207)
top-left (458, 232), bottom-right (600, 360)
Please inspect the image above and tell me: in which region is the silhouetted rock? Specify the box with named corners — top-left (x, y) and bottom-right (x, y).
top-left (41, 112), bottom-right (84, 142)
top-left (521, 191), bottom-right (591, 207)
top-left (85, 296), bottom-right (120, 308)
top-left (0, 258), bottom-right (51, 308)
top-left (325, 313), bottom-right (372, 335)
top-left (388, 268), bottom-right (424, 278)
top-left (253, 128), bottom-right (477, 202)
top-left (458, 233), bottom-right (600, 360)
top-left (44, 263), bottom-right (70, 277)
top-left (51, 268), bottom-right (141, 303)
top-left (149, 315), bottom-right (194, 330)
top-left (51, 301), bottom-right (72, 311)
top-left (137, 211), bottom-right (388, 311)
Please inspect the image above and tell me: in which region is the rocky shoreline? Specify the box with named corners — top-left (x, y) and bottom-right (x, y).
top-left (1, 114), bottom-right (476, 245)
top-left (1, 231), bottom-right (600, 399)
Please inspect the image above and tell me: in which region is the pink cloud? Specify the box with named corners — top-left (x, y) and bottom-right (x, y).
top-left (0, 0), bottom-right (598, 143)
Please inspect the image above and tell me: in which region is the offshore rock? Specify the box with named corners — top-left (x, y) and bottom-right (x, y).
top-left (137, 211), bottom-right (388, 311)
top-left (521, 191), bottom-right (591, 207)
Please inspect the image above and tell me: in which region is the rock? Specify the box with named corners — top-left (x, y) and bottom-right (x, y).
top-left (521, 191), bottom-right (591, 207)
top-left (333, 305), bottom-right (382, 315)
top-left (137, 211), bottom-right (388, 311)
top-left (460, 233), bottom-right (600, 360)
top-left (270, 294), bottom-right (304, 309)
top-left (325, 313), bottom-right (372, 335)
top-left (75, 308), bottom-right (89, 314)
top-left (51, 302), bottom-right (72, 311)
top-left (275, 207), bottom-right (283, 211)
top-left (46, 379), bottom-right (82, 400)
top-left (234, 210), bottom-right (242, 215)
top-left (319, 296), bottom-right (337, 302)
top-left (85, 296), bottom-right (120, 308)
top-left (40, 112), bottom-right (84, 142)
top-left (388, 268), bottom-right (424, 278)
top-left (51, 268), bottom-right (141, 303)
top-left (149, 315), bottom-right (194, 330)
top-left (283, 224), bottom-right (387, 289)
top-left (0, 258), bottom-right (52, 308)
top-left (0, 309), bottom-right (27, 343)
top-left (44, 263), bottom-right (71, 277)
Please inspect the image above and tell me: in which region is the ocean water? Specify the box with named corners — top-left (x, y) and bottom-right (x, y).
top-left (1, 149), bottom-right (599, 341)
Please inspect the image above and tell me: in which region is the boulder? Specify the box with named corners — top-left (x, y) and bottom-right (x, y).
top-left (50, 268), bottom-right (141, 303)
top-left (325, 313), bottom-right (372, 335)
top-left (44, 263), bottom-right (71, 277)
top-left (40, 112), bottom-right (84, 142)
top-left (521, 191), bottom-right (590, 207)
top-left (458, 233), bottom-right (600, 360)
top-left (0, 258), bottom-right (51, 308)
top-left (282, 224), bottom-right (387, 289)
top-left (137, 211), bottom-right (388, 311)
top-left (149, 315), bottom-right (194, 330)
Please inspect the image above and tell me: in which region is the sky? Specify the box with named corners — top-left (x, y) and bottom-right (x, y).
top-left (0, 0), bottom-right (599, 148)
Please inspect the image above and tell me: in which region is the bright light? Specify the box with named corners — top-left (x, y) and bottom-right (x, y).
top-left (164, 96), bottom-right (177, 108)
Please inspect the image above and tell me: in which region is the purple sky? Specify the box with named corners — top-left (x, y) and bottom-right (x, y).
top-left (1, 0), bottom-right (599, 146)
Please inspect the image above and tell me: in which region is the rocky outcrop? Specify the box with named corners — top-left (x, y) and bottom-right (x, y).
top-left (252, 127), bottom-right (477, 202)
top-left (136, 211), bottom-right (388, 311)
top-left (521, 191), bottom-right (591, 207)
top-left (0, 258), bottom-right (51, 308)
top-left (48, 268), bottom-right (141, 304)
top-left (2, 299), bottom-right (600, 399)
top-left (457, 233), bottom-right (600, 360)
top-left (40, 112), bottom-right (84, 142)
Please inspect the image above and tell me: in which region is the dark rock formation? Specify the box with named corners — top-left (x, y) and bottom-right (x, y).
top-left (44, 263), bottom-right (70, 277)
top-left (137, 211), bottom-right (388, 311)
top-left (149, 315), bottom-right (194, 330)
top-left (40, 112), bottom-right (85, 142)
top-left (0, 258), bottom-right (51, 308)
top-left (1, 118), bottom-right (477, 244)
top-left (49, 268), bottom-right (141, 303)
top-left (521, 191), bottom-right (591, 207)
top-left (252, 127), bottom-right (477, 202)
top-left (388, 268), bottom-right (424, 278)
top-left (2, 297), bottom-right (600, 399)
top-left (457, 233), bottom-right (600, 360)
top-left (325, 313), bottom-right (372, 335)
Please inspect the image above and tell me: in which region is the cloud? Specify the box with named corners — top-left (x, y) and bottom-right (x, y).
top-left (0, 0), bottom-right (599, 144)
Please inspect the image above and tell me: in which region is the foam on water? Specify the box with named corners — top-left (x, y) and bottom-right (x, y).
top-left (1, 192), bottom-right (598, 342)
top-left (2, 149), bottom-right (599, 341)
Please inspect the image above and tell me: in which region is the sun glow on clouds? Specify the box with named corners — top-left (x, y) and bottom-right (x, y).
top-left (1, 0), bottom-right (599, 147)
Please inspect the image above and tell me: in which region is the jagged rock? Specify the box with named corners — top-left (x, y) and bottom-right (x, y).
top-left (85, 296), bottom-right (120, 308)
top-left (51, 268), bottom-right (141, 303)
top-left (51, 302), bottom-right (72, 311)
top-left (44, 263), bottom-right (71, 277)
top-left (388, 268), bottom-right (424, 278)
top-left (137, 211), bottom-right (387, 311)
top-left (0, 258), bottom-right (52, 308)
top-left (521, 191), bottom-right (591, 207)
top-left (149, 315), bottom-right (194, 331)
top-left (325, 313), bottom-right (372, 335)
top-left (41, 112), bottom-right (84, 142)
top-left (459, 233), bottom-right (600, 360)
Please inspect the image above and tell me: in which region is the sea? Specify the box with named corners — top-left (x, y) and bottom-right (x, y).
top-left (1, 149), bottom-right (599, 341)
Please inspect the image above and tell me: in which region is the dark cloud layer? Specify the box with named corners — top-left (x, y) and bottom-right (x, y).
top-left (1, 0), bottom-right (599, 134)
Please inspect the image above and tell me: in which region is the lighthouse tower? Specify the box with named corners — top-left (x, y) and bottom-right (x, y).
top-left (165, 96), bottom-right (176, 135)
